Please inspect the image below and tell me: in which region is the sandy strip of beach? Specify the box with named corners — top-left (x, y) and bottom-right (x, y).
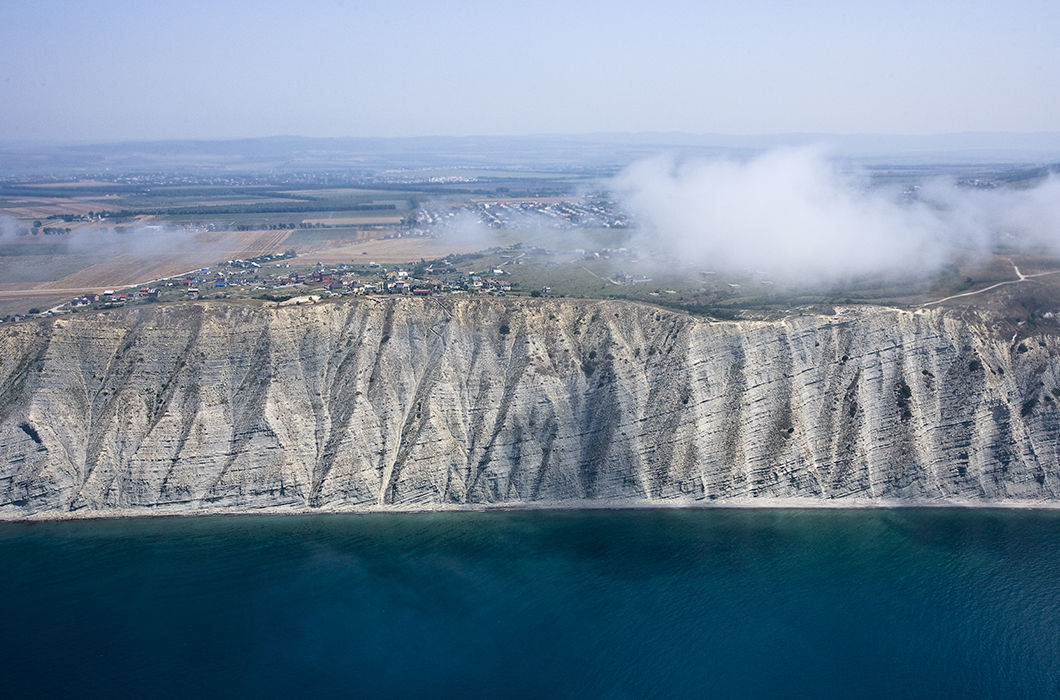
top-left (5, 497), bottom-right (1060, 523)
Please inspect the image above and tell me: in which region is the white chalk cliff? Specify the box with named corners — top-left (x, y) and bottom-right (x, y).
top-left (1, 297), bottom-right (1058, 517)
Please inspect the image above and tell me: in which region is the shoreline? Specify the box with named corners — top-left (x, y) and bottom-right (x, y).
top-left (5, 497), bottom-right (1060, 523)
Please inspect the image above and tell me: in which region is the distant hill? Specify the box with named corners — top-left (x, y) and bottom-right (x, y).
top-left (2, 132), bottom-right (1060, 178)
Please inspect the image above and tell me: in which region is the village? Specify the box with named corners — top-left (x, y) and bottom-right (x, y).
top-left (240, 256), bottom-right (518, 299)
top-left (4, 181), bottom-right (1009, 326)
top-left (0, 235), bottom-right (806, 325)
top-left (407, 196), bottom-right (629, 235)
top-left (0, 250), bottom-right (533, 324)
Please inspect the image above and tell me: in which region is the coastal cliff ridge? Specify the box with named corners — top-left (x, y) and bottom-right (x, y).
top-left (2, 296), bottom-right (1058, 518)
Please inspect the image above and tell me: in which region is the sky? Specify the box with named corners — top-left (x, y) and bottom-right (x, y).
top-left (1, 0), bottom-right (1059, 143)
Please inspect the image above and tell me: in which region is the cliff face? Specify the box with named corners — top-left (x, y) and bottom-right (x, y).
top-left (2, 297), bottom-right (1059, 517)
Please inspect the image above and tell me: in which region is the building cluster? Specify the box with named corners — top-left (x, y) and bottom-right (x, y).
top-left (406, 197), bottom-right (629, 235)
top-left (471, 198), bottom-right (628, 229)
top-left (70, 287), bottom-right (160, 308)
top-left (187, 254), bottom-right (520, 298)
top-left (1, 251), bottom-right (526, 325)
top-left (181, 251), bottom-right (299, 296)
top-left (180, 265), bottom-right (260, 297)
top-left (314, 264), bottom-right (515, 297)
top-left (366, 172), bottom-right (480, 185)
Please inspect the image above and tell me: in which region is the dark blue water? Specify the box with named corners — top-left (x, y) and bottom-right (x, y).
top-left (2, 509), bottom-right (1059, 698)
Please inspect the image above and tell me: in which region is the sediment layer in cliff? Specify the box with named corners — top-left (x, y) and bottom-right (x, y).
top-left (2, 297), bottom-right (1058, 517)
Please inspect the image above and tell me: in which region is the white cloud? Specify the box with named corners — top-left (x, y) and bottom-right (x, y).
top-left (611, 148), bottom-right (1060, 283)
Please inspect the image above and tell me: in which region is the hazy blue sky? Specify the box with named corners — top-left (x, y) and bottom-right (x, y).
top-left (2, 0), bottom-right (1058, 142)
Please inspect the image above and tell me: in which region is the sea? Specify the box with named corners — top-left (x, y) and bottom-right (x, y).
top-left (1, 508), bottom-right (1058, 698)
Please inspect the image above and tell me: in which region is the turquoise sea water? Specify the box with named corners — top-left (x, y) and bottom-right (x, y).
top-left (1, 509), bottom-right (1059, 698)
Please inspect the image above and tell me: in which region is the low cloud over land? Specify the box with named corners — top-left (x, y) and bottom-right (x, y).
top-left (611, 148), bottom-right (1060, 283)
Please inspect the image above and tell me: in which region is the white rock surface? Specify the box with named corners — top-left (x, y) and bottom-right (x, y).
top-left (1, 298), bottom-right (1058, 517)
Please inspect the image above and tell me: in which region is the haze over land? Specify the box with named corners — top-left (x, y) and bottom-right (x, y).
top-left (2, 0), bottom-right (1058, 290)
